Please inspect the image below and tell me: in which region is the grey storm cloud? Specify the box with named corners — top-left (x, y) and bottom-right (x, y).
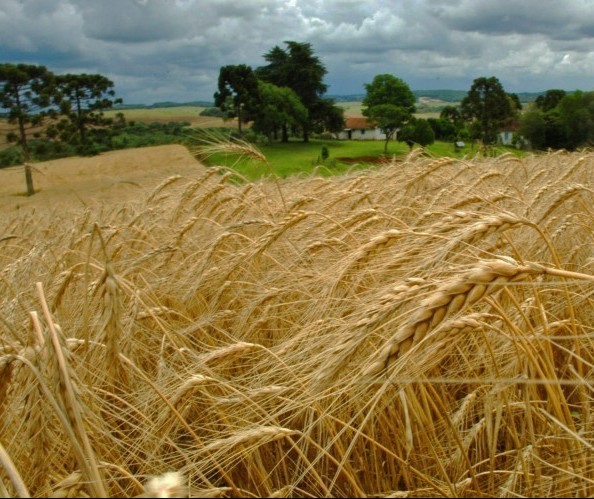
top-left (1, 0), bottom-right (594, 103)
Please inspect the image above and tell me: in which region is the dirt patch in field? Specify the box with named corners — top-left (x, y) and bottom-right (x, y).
top-left (0, 144), bottom-right (206, 213)
top-left (336, 155), bottom-right (393, 164)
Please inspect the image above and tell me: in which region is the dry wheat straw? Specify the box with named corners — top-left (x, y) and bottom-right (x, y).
top-left (0, 440), bottom-right (30, 498)
top-left (4, 148), bottom-right (594, 497)
top-left (364, 257), bottom-right (545, 376)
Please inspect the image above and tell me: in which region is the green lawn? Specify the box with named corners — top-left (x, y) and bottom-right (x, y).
top-left (199, 138), bottom-right (525, 181)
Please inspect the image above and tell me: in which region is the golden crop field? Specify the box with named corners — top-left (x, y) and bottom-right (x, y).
top-left (2, 144), bottom-right (594, 497)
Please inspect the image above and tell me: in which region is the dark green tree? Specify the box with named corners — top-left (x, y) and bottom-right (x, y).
top-left (250, 81), bottom-right (308, 142)
top-left (542, 110), bottom-right (567, 149)
top-left (214, 64), bottom-right (259, 136)
top-left (507, 93), bottom-right (522, 115)
top-left (460, 76), bottom-right (513, 145)
top-left (427, 118), bottom-right (458, 141)
top-left (362, 74), bottom-right (416, 153)
top-left (310, 98), bottom-right (345, 137)
top-left (535, 89), bottom-right (567, 112)
top-left (557, 91), bottom-right (594, 150)
top-left (0, 63), bottom-right (56, 195)
top-left (399, 118), bottom-right (435, 150)
top-left (54, 73), bottom-right (122, 153)
top-left (518, 109), bottom-right (546, 149)
top-left (257, 41), bottom-right (335, 142)
top-left (440, 105), bottom-right (462, 125)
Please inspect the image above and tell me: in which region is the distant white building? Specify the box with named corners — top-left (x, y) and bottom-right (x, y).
top-left (498, 121), bottom-right (521, 147)
top-left (498, 130), bottom-right (515, 146)
top-left (338, 117), bottom-right (387, 141)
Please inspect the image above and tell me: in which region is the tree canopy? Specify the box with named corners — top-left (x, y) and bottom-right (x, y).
top-left (519, 89), bottom-right (594, 151)
top-left (53, 73), bottom-right (122, 153)
top-left (460, 76), bottom-right (514, 145)
top-left (213, 41), bottom-right (343, 143)
top-left (250, 81), bottom-right (308, 142)
top-left (214, 64), bottom-right (260, 136)
top-left (256, 41), bottom-right (336, 142)
top-left (399, 118), bottom-right (435, 150)
top-left (362, 74), bottom-right (416, 153)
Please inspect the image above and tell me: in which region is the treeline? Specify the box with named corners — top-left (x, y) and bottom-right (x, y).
top-left (214, 41), bottom-right (345, 143)
top-left (518, 89), bottom-right (594, 150)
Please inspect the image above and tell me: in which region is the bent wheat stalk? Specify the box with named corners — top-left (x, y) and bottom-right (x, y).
top-left (0, 440), bottom-right (30, 498)
top-left (366, 258), bottom-right (594, 377)
top-left (364, 257), bottom-right (560, 377)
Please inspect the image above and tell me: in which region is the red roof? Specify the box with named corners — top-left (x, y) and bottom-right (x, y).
top-left (344, 117), bottom-right (376, 130)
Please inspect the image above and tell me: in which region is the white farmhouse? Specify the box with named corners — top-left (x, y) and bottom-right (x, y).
top-left (338, 117), bottom-right (387, 141)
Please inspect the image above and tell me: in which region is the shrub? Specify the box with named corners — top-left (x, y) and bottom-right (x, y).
top-left (0, 146), bottom-right (23, 168)
top-left (199, 107), bottom-right (227, 118)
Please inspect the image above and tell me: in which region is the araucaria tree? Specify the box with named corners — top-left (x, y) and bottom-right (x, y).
top-left (460, 76), bottom-right (513, 145)
top-left (214, 64), bottom-right (260, 136)
top-left (54, 73), bottom-right (122, 152)
top-left (362, 74), bottom-right (416, 153)
top-left (0, 63), bottom-right (55, 196)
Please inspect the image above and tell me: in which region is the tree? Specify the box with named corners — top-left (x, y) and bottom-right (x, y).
top-left (54, 73), bottom-right (122, 153)
top-left (399, 118), bottom-right (435, 150)
top-left (257, 41), bottom-right (335, 142)
top-left (427, 118), bottom-right (458, 141)
top-left (518, 109), bottom-right (546, 149)
top-left (0, 63), bottom-right (55, 196)
top-left (557, 91), bottom-right (594, 150)
top-left (362, 74), bottom-right (416, 153)
top-left (310, 98), bottom-right (345, 137)
top-left (250, 81), bottom-right (308, 142)
top-left (460, 76), bottom-right (513, 145)
top-left (214, 64), bottom-right (259, 136)
top-left (535, 89), bottom-right (566, 112)
top-left (440, 105), bottom-right (462, 125)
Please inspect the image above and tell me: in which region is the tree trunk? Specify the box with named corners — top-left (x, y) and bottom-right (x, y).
top-left (24, 163), bottom-right (34, 197)
top-left (237, 104), bottom-right (243, 136)
top-left (76, 90), bottom-right (86, 145)
top-left (17, 112), bottom-right (35, 196)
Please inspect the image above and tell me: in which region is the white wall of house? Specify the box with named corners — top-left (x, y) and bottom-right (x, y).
top-left (498, 131), bottom-right (514, 146)
top-left (338, 127), bottom-right (387, 140)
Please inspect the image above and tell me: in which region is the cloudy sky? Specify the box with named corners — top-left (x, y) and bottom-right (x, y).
top-left (2, 0), bottom-right (594, 104)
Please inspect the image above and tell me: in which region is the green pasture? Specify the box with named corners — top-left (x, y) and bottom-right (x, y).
top-left (198, 138), bottom-right (524, 181)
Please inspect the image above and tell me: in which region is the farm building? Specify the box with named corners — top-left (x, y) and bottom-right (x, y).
top-left (338, 117), bottom-right (387, 140)
top-left (498, 121), bottom-right (521, 146)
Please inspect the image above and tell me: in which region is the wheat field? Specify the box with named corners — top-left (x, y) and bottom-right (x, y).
top-left (2, 144), bottom-right (594, 497)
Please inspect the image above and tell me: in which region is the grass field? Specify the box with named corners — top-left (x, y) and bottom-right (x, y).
top-left (2, 145), bottom-right (594, 497)
top-left (193, 136), bottom-right (523, 180)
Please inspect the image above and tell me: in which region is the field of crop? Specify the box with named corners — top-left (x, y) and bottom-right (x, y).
top-left (104, 106), bottom-right (236, 129)
top-left (2, 144), bottom-right (594, 497)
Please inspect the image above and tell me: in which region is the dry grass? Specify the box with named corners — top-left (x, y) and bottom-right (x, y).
top-left (2, 145), bottom-right (594, 497)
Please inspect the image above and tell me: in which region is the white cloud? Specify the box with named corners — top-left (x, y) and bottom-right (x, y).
top-left (2, 0), bottom-right (594, 103)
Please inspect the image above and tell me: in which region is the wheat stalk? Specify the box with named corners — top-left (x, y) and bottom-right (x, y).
top-left (364, 257), bottom-right (542, 376)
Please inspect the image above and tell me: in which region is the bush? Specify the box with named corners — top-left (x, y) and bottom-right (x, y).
top-left (0, 146), bottom-right (23, 168)
top-left (200, 107), bottom-right (227, 118)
